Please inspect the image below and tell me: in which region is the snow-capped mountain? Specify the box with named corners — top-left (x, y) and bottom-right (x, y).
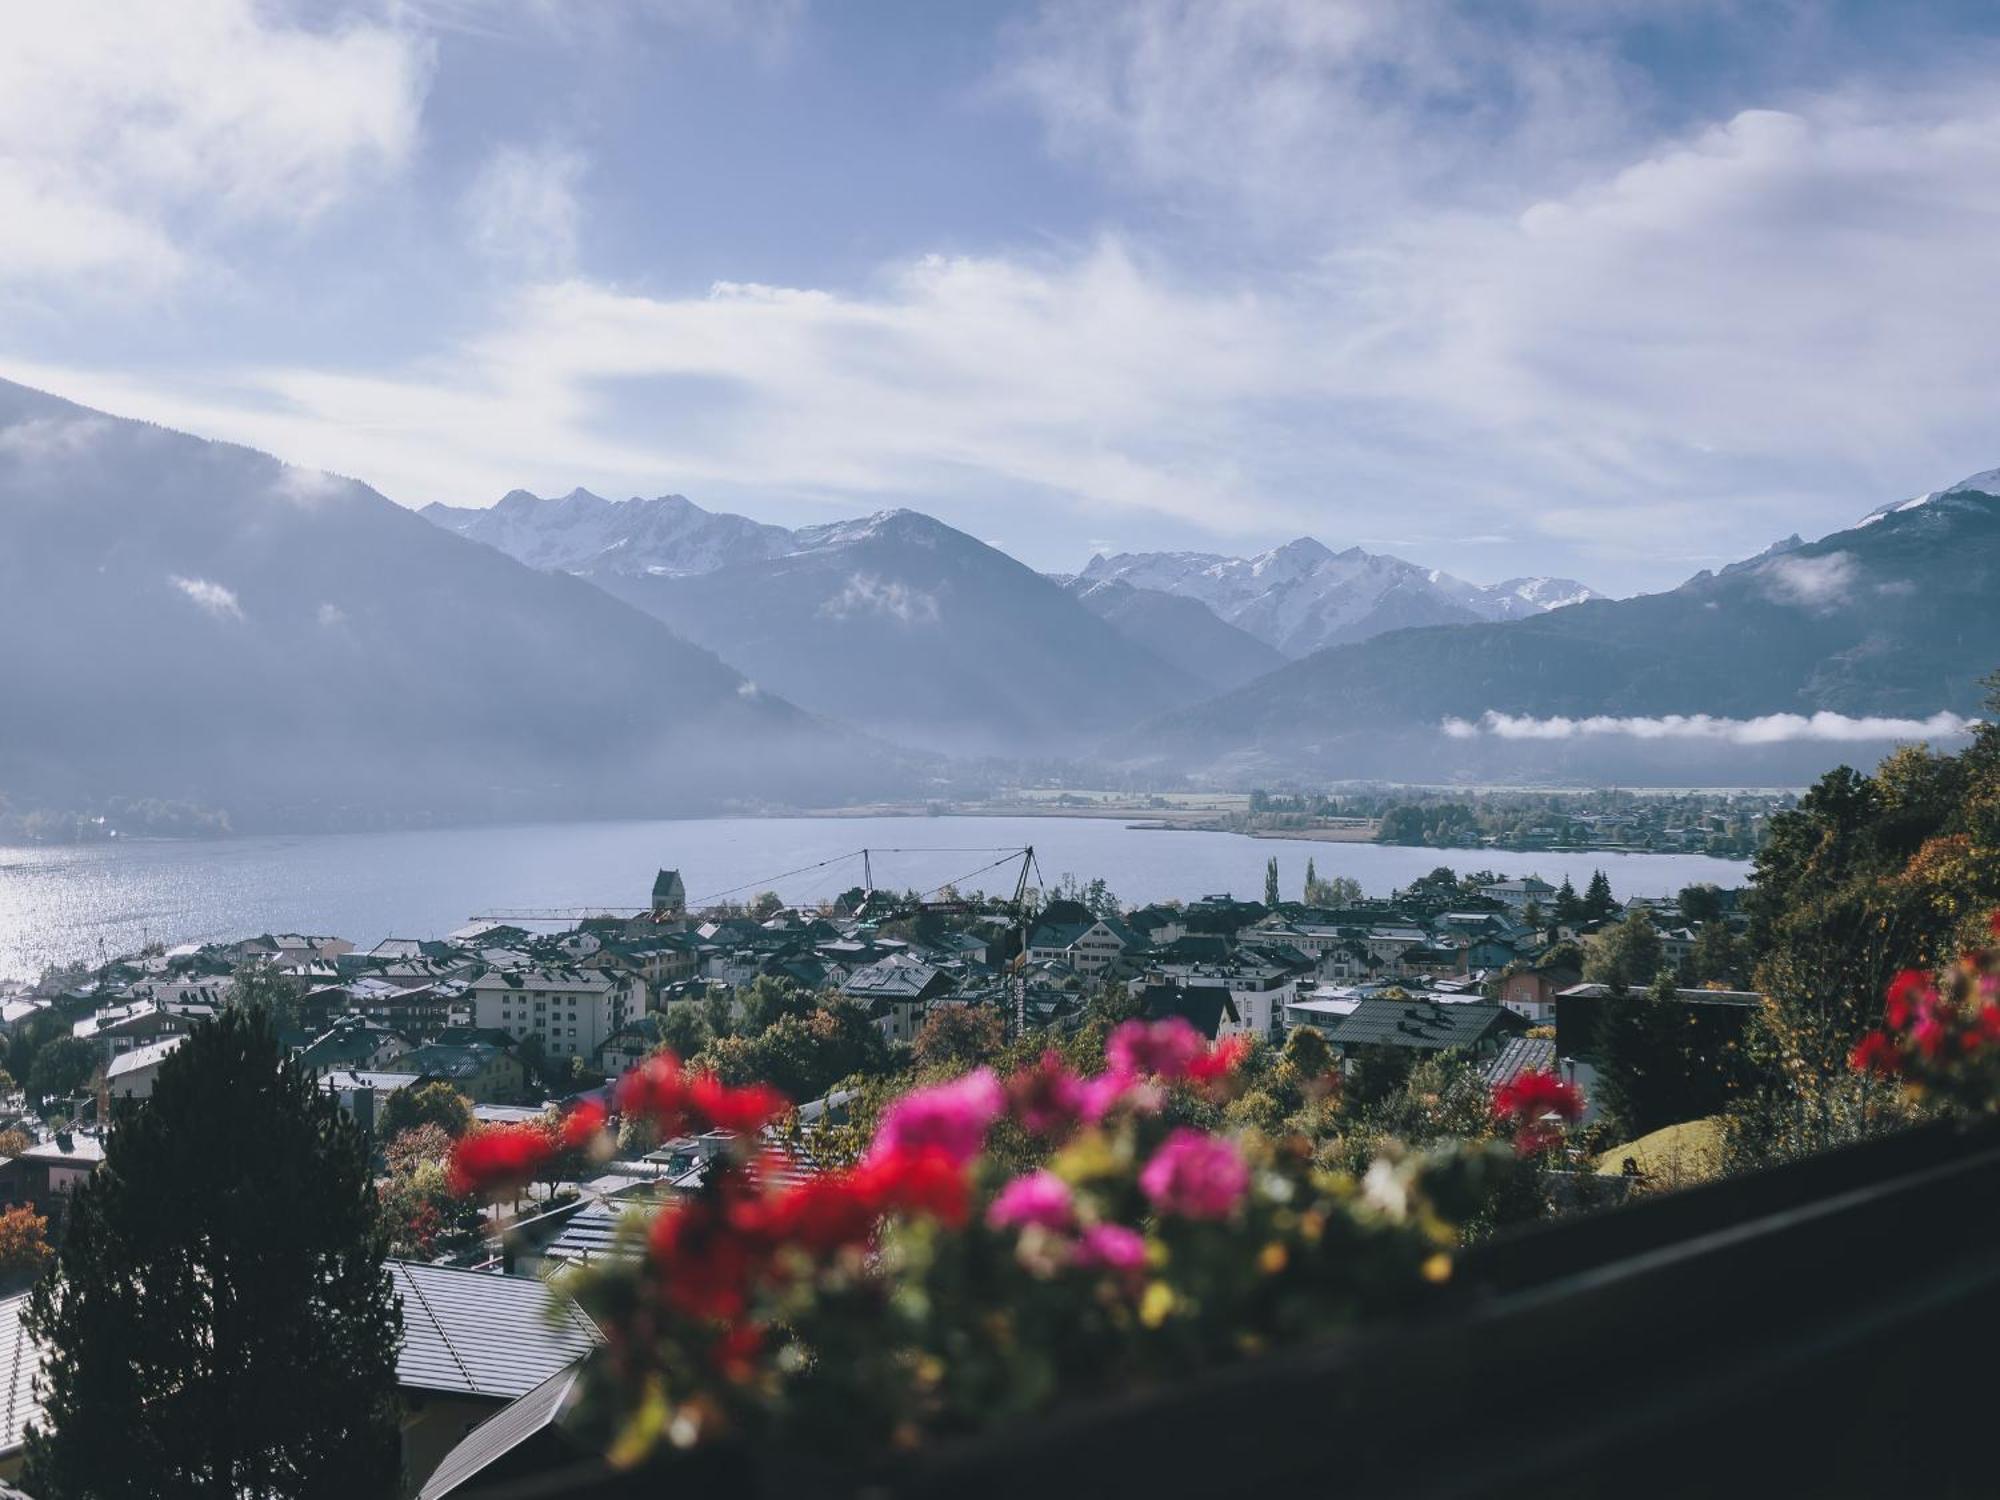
top-left (422, 488), bottom-right (791, 577)
top-left (1859, 466), bottom-right (2000, 527)
top-left (424, 493), bottom-right (1197, 756)
top-left (1077, 539), bottom-right (1601, 658)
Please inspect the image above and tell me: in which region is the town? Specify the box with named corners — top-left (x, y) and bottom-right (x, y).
top-left (0, 850), bottom-right (1766, 1494)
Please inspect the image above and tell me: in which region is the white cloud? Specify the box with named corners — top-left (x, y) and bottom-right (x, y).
top-left (819, 574), bottom-right (942, 626)
top-left (462, 145), bottom-right (585, 276)
top-left (170, 576), bottom-right (245, 621)
top-left (1762, 552), bottom-right (1856, 608)
top-left (0, 0), bottom-right (430, 288)
top-left (1442, 710), bottom-right (1978, 745)
top-left (13, 9), bottom-right (2000, 590)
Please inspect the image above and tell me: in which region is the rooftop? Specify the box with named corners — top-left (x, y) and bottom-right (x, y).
top-left (389, 1262), bottom-right (600, 1401)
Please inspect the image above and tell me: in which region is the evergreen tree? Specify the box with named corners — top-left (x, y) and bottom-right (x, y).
top-left (25, 1008), bottom-right (401, 1499)
top-left (1583, 869), bottom-right (1617, 922)
top-left (1264, 857), bottom-right (1280, 908)
top-left (1304, 857), bottom-right (1316, 897)
top-left (1553, 875), bottom-right (1583, 924)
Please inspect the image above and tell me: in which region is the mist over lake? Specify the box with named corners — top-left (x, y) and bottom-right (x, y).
top-left (0, 814), bottom-right (1752, 980)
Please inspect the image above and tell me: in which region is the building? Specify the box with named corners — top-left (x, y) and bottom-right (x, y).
top-left (1026, 917), bottom-right (1138, 979)
top-left (389, 1261), bottom-right (601, 1494)
top-left (468, 968), bottom-right (635, 1064)
top-left (1478, 877), bottom-right (1558, 912)
top-left (104, 1034), bottom-right (185, 1102)
top-left (1322, 997), bottom-right (1527, 1062)
top-left (650, 868), bottom-right (687, 918)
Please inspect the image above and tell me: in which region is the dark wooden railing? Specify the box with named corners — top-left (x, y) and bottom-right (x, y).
top-left (479, 1116), bottom-right (2000, 1498)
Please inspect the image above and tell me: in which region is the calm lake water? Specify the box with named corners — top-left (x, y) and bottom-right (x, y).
top-left (0, 815), bottom-right (1753, 980)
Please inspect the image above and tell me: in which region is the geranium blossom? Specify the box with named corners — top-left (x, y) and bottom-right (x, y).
top-left (1006, 1051), bottom-right (1088, 1137)
top-left (1071, 1223), bottom-right (1146, 1273)
top-left (1139, 1128), bottom-right (1250, 1220)
top-left (1491, 1069), bottom-right (1585, 1155)
top-left (1106, 1018), bottom-right (1207, 1081)
top-left (448, 1123), bottom-right (555, 1196)
top-left (986, 1170), bottom-right (1075, 1232)
top-left (869, 1069), bottom-right (1003, 1166)
top-left (561, 1099), bottom-right (608, 1149)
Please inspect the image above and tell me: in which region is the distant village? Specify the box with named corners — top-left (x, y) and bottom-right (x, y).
top-left (0, 860), bottom-right (1756, 1493)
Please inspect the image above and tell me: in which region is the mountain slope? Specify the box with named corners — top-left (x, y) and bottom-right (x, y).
top-left (424, 488), bottom-right (790, 576)
top-left (589, 510), bottom-right (1198, 755)
top-left (1059, 576), bottom-right (1286, 693)
top-left (0, 380), bottom-right (895, 826)
top-left (425, 489), bottom-right (1200, 755)
top-left (1124, 479), bottom-right (2000, 783)
top-left (1078, 539), bottom-right (1600, 658)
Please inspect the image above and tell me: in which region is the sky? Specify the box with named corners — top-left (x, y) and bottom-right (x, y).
top-left (5, 0), bottom-right (2000, 595)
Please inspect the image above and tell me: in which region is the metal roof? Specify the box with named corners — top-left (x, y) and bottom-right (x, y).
top-left (0, 1292), bottom-right (41, 1457)
top-left (1327, 997), bottom-right (1516, 1052)
top-left (1481, 1036), bottom-right (1559, 1088)
top-left (389, 1262), bottom-right (599, 1400)
top-left (417, 1364), bottom-right (586, 1500)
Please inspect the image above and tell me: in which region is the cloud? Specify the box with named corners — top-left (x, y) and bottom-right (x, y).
top-left (14, 5), bottom-right (2000, 591)
top-left (0, 0), bottom-right (429, 289)
top-left (1442, 710), bottom-right (1978, 745)
top-left (170, 576), bottom-right (246, 622)
top-left (1762, 552), bottom-right (1856, 608)
top-left (317, 602), bottom-right (348, 628)
top-left (462, 144), bottom-right (585, 276)
top-left (819, 574), bottom-right (942, 626)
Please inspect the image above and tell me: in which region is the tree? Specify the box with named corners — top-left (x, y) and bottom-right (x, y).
top-left (1583, 870), bottom-right (1617, 922)
top-left (1583, 909), bottom-right (1665, 995)
top-left (378, 1080), bottom-right (473, 1141)
top-left (227, 960), bottom-right (306, 1034)
top-left (1522, 899), bottom-right (1545, 931)
top-left (1678, 883), bottom-right (1726, 926)
top-left (0, 1127), bottom-right (30, 1159)
top-left (747, 891), bottom-right (784, 920)
top-left (25, 1008), bottom-right (400, 1497)
top-left (911, 1006), bottom-right (1006, 1073)
top-left (0, 1204), bottom-right (50, 1286)
top-left (1264, 858), bottom-right (1280, 908)
top-left (28, 1038), bottom-right (96, 1105)
top-left (1553, 875), bottom-right (1584, 924)
top-left (1687, 923), bottom-right (1745, 987)
top-left (1304, 868), bottom-right (1362, 907)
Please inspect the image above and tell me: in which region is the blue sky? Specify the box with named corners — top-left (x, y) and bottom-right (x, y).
top-left (6, 0), bottom-right (2000, 594)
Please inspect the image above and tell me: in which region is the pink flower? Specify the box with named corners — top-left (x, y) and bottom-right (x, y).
top-left (1139, 1128), bottom-right (1250, 1221)
top-left (1071, 1223), bottom-right (1146, 1273)
top-left (1006, 1051), bottom-right (1089, 1137)
top-left (869, 1068), bottom-right (1004, 1166)
top-left (986, 1170), bottom-right (1076, 1232)
top-left (1106, 1018), bottom-right (1207, 1081)
top-left (1078, 1069), bottom-right (1160, 1124)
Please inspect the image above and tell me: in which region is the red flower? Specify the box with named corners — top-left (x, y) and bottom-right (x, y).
top-left (1006, 1051), bottom-right (1088, 1138)
top-left (1850, 1030), bottom-right (1903, 1076)
top-left (748, 1172), bottom-right (879, 1255)
top-left (618, 1053), bottom-right (691, 1132)
top-left (560, 1099), bottom-right (608, 1149)
top-left (1186, 1034), bottom-right (1252, 1086)
top-left (648, 1200), bottom-right (761, 1321)
top-left (687, 1073), bottom-right (789, 1134)
top-left (1491, 1069), bottom-right (1585, 1126)
top-left (1885, 970), bottom-right (1934, 1030)
top-left (852, 1145), bottom-right (971, 1228)
top-left (448, 1123), bottom-right (556, 1196)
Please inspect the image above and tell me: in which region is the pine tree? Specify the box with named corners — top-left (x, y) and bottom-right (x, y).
top-left (1264, 857), bottom-right (1280, 908)
top-left (25, 1008), bottom-right (401, 1499)
top-left (1583, 869), bottom-right (1616, 922)
top-left (1554, 875), bottom-right (1583, 924)
top-left (1305, 857), bottom-right (1317, 897)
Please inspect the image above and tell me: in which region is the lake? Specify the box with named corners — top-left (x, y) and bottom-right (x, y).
top-left (0, 815), bottom-right (1754, 979)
